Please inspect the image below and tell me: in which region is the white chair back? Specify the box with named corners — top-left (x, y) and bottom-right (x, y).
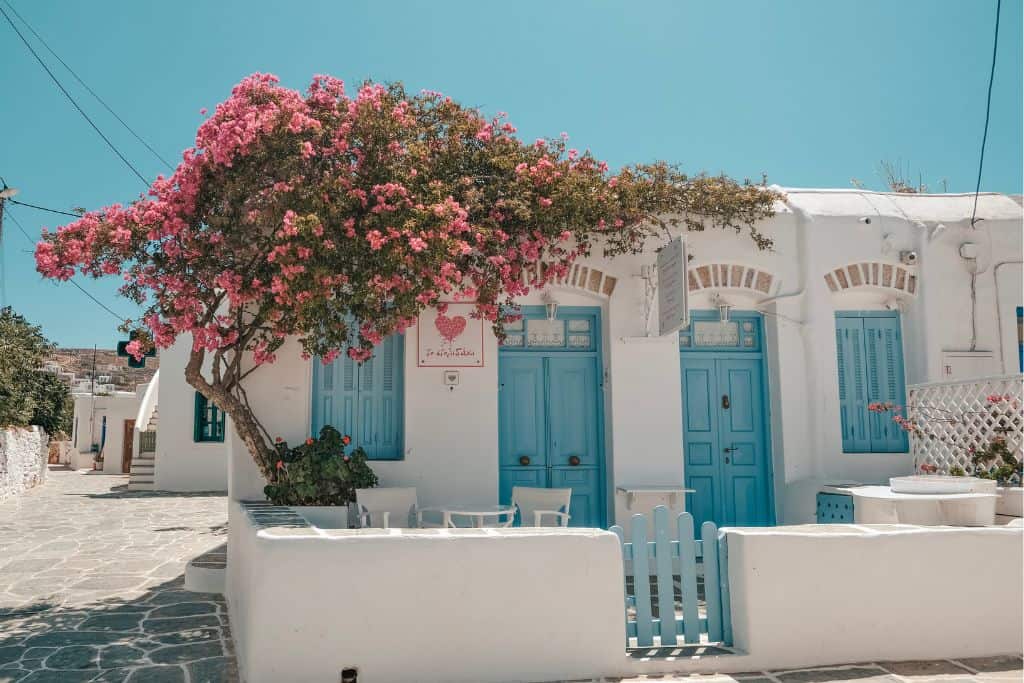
top-left (511, 486), bottom-right (572, 527)
top-left (356, 487), bottom-right (419, 528)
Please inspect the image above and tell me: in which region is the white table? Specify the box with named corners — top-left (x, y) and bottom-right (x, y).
top-left (843, 485), bottom-right (998, 526)
top-left (420, 504), bottom-right (516, 528)
top-left (615, 485), bottom-right (696, 511)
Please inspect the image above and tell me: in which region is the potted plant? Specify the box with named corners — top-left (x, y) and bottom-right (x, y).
top-left (262, 425), bottom-right (378, 528)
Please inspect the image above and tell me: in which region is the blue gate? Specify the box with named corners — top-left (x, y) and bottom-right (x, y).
top-left (610, 506), bottom-right (732, 647)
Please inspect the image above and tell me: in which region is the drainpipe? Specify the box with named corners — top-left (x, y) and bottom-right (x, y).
top-left (993, 259), bottom-right (1023, 373)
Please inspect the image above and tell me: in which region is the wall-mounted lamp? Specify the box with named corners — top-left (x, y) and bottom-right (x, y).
top-left (542, 291), bottom-right (559, 321)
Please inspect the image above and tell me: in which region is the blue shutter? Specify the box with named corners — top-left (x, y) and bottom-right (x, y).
top-left (835, 318), bottom-right (870, 452)
top-left (358, 334), bottom-right (404, 460)
top-left (193, 392), bottom-right (204, 443)
top-left (312, 354), bottom-right (358, 440)
top-left (863, 315), bottom-right (908, 452)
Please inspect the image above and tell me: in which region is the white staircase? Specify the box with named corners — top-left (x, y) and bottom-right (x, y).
top-left (129, 373), bottom-right (159, 491)
top-left (128, 449), bottom-right (156, 491)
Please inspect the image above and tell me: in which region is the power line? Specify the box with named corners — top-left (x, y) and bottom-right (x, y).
top-left (1, 0), bottom-right (174, 171)
top-left (970, 0), bottom-right (1002, 228)
top-left (7, 198), bottom-right (81, 218)
top-left (4, 207), bottom-right (127, 323)
top-left (0, 4), bottom-right (150, 187)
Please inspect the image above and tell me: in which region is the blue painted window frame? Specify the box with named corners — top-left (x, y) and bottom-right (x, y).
top-left (193, 392), bottom-right (226, 443)
top-left (1017, 306), bottom-right (1022, 373)
top-left (835, 311), bottom-right (908, 454)
top-left (311, 333), bottom-right (405, 461)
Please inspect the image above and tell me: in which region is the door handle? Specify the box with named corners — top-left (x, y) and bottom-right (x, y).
top-left (723, 447), bottom-right (738, 453)
top-left (568, 455), bottom-right (581, 466)
top-left (721, 394), bottom-right (730, 409)
top-left (518, 455), bottom-right (531, 466)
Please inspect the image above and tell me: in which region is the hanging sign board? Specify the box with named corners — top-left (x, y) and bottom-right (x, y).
top-left (657, 236), bottom-right (689, 337)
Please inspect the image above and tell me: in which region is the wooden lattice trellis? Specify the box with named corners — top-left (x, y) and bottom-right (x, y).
top-left (907, 374), bottom-right (1023, 474)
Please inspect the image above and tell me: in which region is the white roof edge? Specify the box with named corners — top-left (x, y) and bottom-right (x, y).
top-left (773, 186), bottom-right (1023, 223)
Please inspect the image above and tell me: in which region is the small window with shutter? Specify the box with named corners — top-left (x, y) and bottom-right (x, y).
top-left (193, 392), bottom-right (226, 443)
top-left (835, 312), bottom-right (908, 453)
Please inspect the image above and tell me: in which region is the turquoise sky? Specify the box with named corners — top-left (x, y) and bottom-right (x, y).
top-left (1, 0), bottom-right (1021, 347)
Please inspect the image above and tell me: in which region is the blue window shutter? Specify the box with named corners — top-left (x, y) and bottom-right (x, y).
top-left (358, 334), bottom-right (404, 460)
top-left (835, 318), bottom-right (870, 452)
top-left (312, 354), bottom-right (358, 440)
top-left (863, 316), bottom-right (908, 452)
top-left (193, 392), bottom-right (204, 443)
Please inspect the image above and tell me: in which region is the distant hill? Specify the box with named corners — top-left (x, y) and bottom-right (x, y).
top-left (46, 348), bottom-right (159, 393)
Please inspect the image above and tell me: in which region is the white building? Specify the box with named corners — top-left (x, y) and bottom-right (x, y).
top-left (70, 385), bottom-right (147, 473)
top-left (151, 188), bottom-right (1021, 526)
top-left (142, 338), bottom-right (229, 492)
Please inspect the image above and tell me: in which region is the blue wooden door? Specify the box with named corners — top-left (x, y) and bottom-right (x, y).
top-left (680, 311), bottom-right (772, 528)
top-left (498, 307), bottom-right (605, 527)
top-left (548, 356), bottom-right (602, 527)
top-left (717, 358), bottom-right (770, 525)
top-left (680, 357), bottom-right (721, 532)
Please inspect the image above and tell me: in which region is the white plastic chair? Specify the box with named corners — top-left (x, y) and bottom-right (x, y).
top-left (355, 487), bottom-right (422, 528)
top-left (508, 486), bottom-right (572, 527)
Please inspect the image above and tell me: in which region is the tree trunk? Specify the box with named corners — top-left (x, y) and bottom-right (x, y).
top-left (184, 348), bottom-right (276, 485)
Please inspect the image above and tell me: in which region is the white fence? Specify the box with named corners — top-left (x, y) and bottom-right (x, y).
top-left (907, 374), bottom-right (1023, 474)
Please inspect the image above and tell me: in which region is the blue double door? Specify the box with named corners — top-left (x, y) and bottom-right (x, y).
top-left (681, 354), bottom-right (772, 529)
top-left (498, 308), bottom-right (605, 527)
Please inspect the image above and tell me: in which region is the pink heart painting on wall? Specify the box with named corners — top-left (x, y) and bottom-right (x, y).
top-left (418, 302), bottom-right (484, 367)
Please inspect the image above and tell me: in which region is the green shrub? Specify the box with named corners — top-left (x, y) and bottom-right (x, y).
top-left (263, 425), bottom-right (378, 506)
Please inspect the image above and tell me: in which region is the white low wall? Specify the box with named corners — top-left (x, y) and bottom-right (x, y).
top-left (0, 426), bottom-right (47, 502)
top-left (227, 502), bottom-right (627, 683)
top-left (725, 524), bottom-right (1024, 669)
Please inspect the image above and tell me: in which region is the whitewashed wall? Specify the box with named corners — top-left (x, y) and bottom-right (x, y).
top-left (0, 426), bottom-right (47, 502)
top-left (154, 338), bottom-right (228, 491)
top-left (212, 190), bottom-right (1023, 526)
top-left (227, 501), bottom-right (626, 683)
top-left (70, 389), bottom-right (145, 474)
top-left (724, 524), bottom-right (1024, 670)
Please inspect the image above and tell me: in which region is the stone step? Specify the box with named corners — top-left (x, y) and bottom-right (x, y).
top-left (130, 466), bottom-right (154, 476)
top-left (135, 452), bottom-right (156, 461)
top-left (127, 482), bottom-right (154, 491)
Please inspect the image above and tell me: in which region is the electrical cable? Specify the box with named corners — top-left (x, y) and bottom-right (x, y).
top-left (7, 198), bottom-right (81, 218)
top-left (0, 4), bottom-right (150, 186)
top-left (1, 0), bottom-right (174, 171)
top-left (4, 208), bottom-right (127, 322)
top-left (970, 0), bottom-right (1002, 228)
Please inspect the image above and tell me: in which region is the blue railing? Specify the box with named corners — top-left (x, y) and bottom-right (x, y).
top-left (610, 506), bottom-right (731, 647)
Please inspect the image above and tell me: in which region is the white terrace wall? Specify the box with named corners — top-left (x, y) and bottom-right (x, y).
top-left (154, 338), bottom-right (227, 491)
top-left (724, 524), bottom-right (1024, 670)
top-left (0, 426), bottom-right (47, 502)
top-left (228, 502), bottom-right (626, 683)
top-left (216, 189), bottom-right (1021, 527)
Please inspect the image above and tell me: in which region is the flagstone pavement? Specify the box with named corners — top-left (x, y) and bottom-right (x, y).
top-left (2, 469), bottom-right (1020, 683)
top-left (0, 467), bottom-right (236, 682)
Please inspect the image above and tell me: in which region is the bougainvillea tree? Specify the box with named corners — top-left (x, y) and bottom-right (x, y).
top-left (36, 73), bottom-right (780, 481)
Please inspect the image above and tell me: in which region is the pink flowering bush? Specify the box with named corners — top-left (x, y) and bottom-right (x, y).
top-left (870, 396), bottom-right (1022, 484)
top-left (35, 73), bottom-right (779, 480)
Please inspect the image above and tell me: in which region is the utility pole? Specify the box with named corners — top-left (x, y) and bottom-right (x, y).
top-left (89, 344), bottom-right (97, 453)
top-left (0, 180), bottom-right (20, 309)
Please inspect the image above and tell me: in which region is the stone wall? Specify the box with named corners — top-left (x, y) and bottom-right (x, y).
top-left (0, 426), bottom-right (48, 502)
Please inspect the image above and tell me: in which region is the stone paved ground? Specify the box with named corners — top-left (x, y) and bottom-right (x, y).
top-left (0, 467), bottom-right (237, 682)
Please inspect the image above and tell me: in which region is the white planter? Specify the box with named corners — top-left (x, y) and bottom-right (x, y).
top-left (996, 487), bottom-right (1023, 517)
top-left (889, 475), bottom-right (996, 495)
top-left (290, 505), bottom-right (351, 529)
